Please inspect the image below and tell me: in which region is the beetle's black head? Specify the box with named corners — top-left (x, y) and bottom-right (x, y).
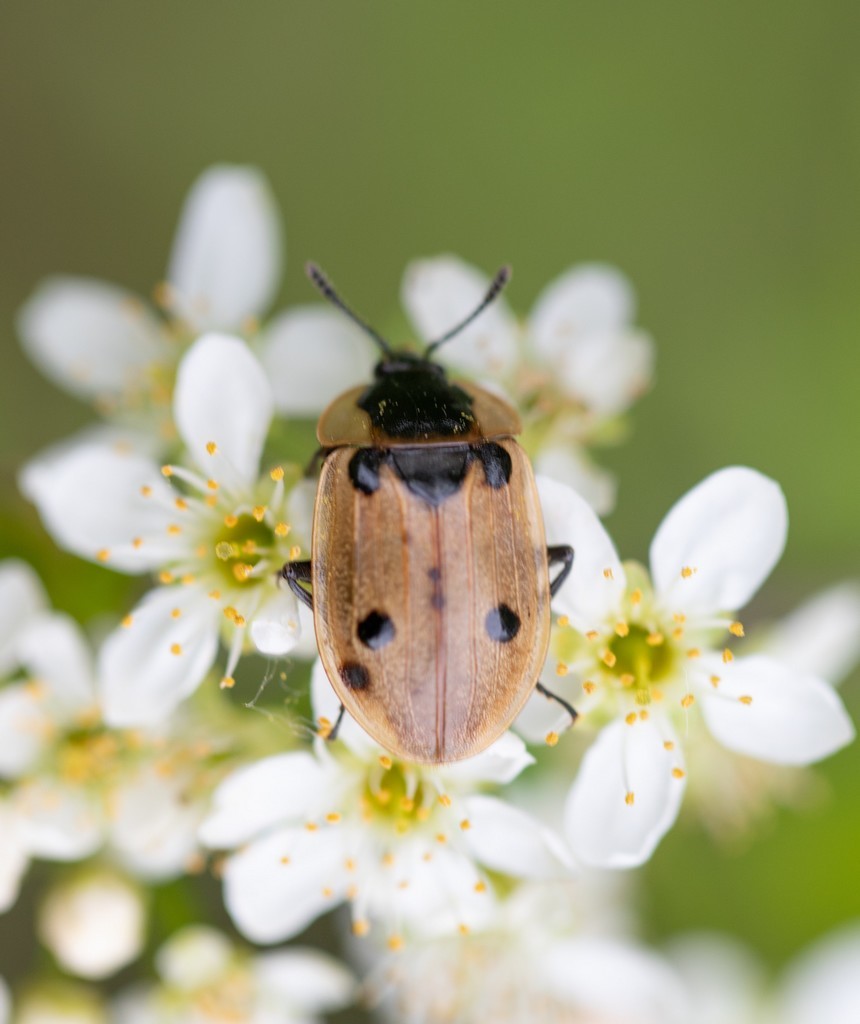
top-left (306, 262), bottom-right (511, 441)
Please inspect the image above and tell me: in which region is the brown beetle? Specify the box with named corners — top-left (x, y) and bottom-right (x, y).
top-left (283, 264), bottom-right (575, 763)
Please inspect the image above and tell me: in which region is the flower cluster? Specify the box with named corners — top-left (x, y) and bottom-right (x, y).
top-left (2, 164), bottom-right (858, 1022)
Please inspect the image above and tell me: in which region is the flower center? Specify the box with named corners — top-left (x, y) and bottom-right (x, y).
top-left (608, 624), bottom-right (676, 700)
top-left (212, 513), bottom-right (277, 587)
top-left (361, 761), bottom-right (432, 834)
top-left (56, 728), bottom-right (125, 786)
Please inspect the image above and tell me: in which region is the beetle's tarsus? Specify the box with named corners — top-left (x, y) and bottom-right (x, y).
top-left (547, 545), bottom-right (574, 598)
top-left (282, 560), bottom-right (314, 610)
top-left (325, 703), bottom-right (346, 742)
top-left (535, 681), bottom-right (578, 727)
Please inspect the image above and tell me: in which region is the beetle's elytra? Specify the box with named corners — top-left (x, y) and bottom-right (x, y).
top-left (284, 264), bottom-right (576, 764)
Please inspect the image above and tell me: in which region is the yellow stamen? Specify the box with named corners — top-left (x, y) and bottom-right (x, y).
top-left (681, 693), bottom-right (695, 708)
top-left (353, 920), bottom-right (370, 937)
top-left (723, 648), bottom-right (734, 664)
top-left (585, 630), bottom-right (600, 642)
top-left (680, 566), bottom-right (695, 578)
top-left (557, 614), bottom-right (569, 627)
top-left (663, 740), bottom-right (675, 751)
top-left (167, 524), bottom-right (182, 536)
top-left (252, 505), bottom-right (267, 522)
top-left (170, 643), bottom-right (182, 656)
top-left (159, 570), bottom-right (174, 584)
top-left (729, 621), bottom-right (745, 637)
top-left (220, 676), bottom-right (235, 690)
top-left (646, 632), bottom-right (664, 646)
top-left (625, 712), bottom-right (637, 725)
top-left (140, 485), bottom-right (153, 497)
top-left (224, 514), bottom-right (238, 528)
top-left (96, 548), bottom-right (110, 562)
top-left (379, 755), bottom-right (393, 769)
top-left (630, 588), bottom-right (643, 605)
top-left (170, 608), bottom-right (182, 619)
top-left (601, 650), bottom-right (617, 668)
top-left (739, 695), bottom-right (753, 705)
top-left (274, 522), bottom-right (290, 537)
top-left (121, 615), bottom-right (133, 628)
top-left (603, 567), bottom-right (615, 580)
top-left (583, 681), bottom-right (597, 695)
top-left (206, 441), bottom-right (218, 455)
top-left (545, 731), bottom-right (559, 746)
top-left (161, 465), bottom-right (173, 477)
top-left (270, 466), bottom-right (285, 481)
top-left (615, 621), bottom-right (629, 637)
top-left (672, 767), bottom-right (686, 779)
top-left (687, 647), bottom-right (701, 659)
top-left (625, 792), bottom-right (635, 806)
top-left (556, 662), bottom-right (569, 677)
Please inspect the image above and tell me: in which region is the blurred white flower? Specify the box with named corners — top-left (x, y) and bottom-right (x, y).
top-left (525, 467), bottom-right (854, 868)
top-left (0, 580), bottom-right (232, 909)
top-left (22, 335), bottom-right (307, 725)
top-left (402, 255), bottom-right (654, 513)
top-left (369, 881), bottom-right (689, 1024)
top-left (17, 165), bottom-right (374, 443)
top-left (670, 924), bottom-right (860, 1024)
top-left (112, 925), bottom-right (354, 1024)
top-left (14, 984), bottom-right (106, 1024)
top-left (0, 977), bottom-right (9, 1024)
top-left (200, 661), bottom-right (571, 946)
top-left (38, 870), bottom-right (145, 979)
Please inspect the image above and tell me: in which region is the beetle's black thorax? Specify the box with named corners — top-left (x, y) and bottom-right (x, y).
top-left (357, 356), bottom-right (477, 441)
top-left (349, 441), bottom-right (513, 507)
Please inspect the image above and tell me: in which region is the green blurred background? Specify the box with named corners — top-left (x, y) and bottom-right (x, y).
top-left (1, 0), bottom-right (859, 994)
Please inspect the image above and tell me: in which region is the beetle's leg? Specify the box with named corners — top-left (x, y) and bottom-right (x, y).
top-left (281, 560), bottom-right (313, 610)
top-left (535, 682), bottom-right (579, 727)
top-left (304, 447), bottom-right (326, 478)
top-left (546, 545), bottom-right (574, 598)
top-left (323, 703), bottom-right (346, 742)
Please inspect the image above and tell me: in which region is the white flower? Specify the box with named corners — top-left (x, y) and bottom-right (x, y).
top-left (18, 165), bottom-right (374, 440)
top-left (402, 255), bottom-right (655, 513)
top-left (369, 881), bottom-right (689, 1024)
top-left (22, 335), bottom-right (307, 725)
top-left (38, 870), bottom-right (145, 979)
top-left (528, 467), bottom-right (854, 868)
top-left (778, 923), bottom-right (860, 1024)
top-left (200, 661), bottom-right (571, 946)
top-left (112, 926), bottom-right (354, 1024)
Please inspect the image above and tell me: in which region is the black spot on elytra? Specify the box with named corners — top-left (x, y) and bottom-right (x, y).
top-left (357, 611), bottom-right (395, 650)
top-left (340, 662), bottom-right (370, 689)
top-left (427, 566), bottom-right (444, 610)
top-left (485, 604), bottom-right (521, 643)
top-left (348, 449), bottom-right (385, 494)
top-left (475, 442), bottom-right (513, 488)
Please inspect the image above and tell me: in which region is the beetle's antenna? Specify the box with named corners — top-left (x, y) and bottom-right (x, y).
top-left (424, 265), bottom-right (512, 357)
top-left (306, 262), bottom-right (395, 358)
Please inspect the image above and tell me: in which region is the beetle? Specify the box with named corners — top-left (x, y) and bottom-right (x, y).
top-left (283, 263), bottom-right (576, 764)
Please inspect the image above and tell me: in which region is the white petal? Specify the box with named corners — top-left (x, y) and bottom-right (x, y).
top-left (557, 329), bottom-right (655, 416)
top-left (0, 685), bottom-right (50, 778)
top-left (38, 872), bottom-right (145, 979)
top-left (174, 333), bottom-right (272, 488)
top-left (22, 444), bottom-right (178, 572)
top-left (156, 926), bottom-right (233, 988)
top-left (249, 587), bottom-right (301, 657)
top-left (440, 731), bottom-right (534, 787)
top-left (17, 613), bottom-right (96, 716)
top-left (765, 582), bottom-right (860, 684)
top-left (565, 717), bottom-right (685, 868)
top-left (779, 925), bottom-right (860, 1024)
top-left (401, 256), bottom-right (519, 377)
top-left (18, 425), bottom-right (162, 509)
top-left (651, 467), bottom-right (788, 616)
top-left (0, 559), bottom-right (47, 676)
top-left (98, 586), bottom-right (219, 727)
top-left (258, 305), bottom-right (376, 416)
top-left (543, 937), bottom-right (689, 1024)
top-left (0, 801), bottom-right (29, 913)
top-left (291, 600), bottom-right (319, 661)
top-left (699, 654), bottom-right (854, 765)
top-left (529, 264), bottom-right (636, 360)
top-left (199, 752), bottom-right (327, 849)
top-left (666, 932), bottom-right (766, 1024)
top-left (167, 166), bottom-right (282, 332)
top-left (462, 795), bottom-right (573, 879)
top-left (17, 277), bottom-right (166, 400)
top-left (254, 948), bottom-right (355, 1013)
top-left (222, 826), bottom-right (345, 943)
top-left (536, 475), bottom-right (625, 630)
top-left (15, 780), bottom-right (103, 860)
top-left (109, 767), bottom-right (203, 880)
top-left (535, 444), bottom-right (617, 516)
